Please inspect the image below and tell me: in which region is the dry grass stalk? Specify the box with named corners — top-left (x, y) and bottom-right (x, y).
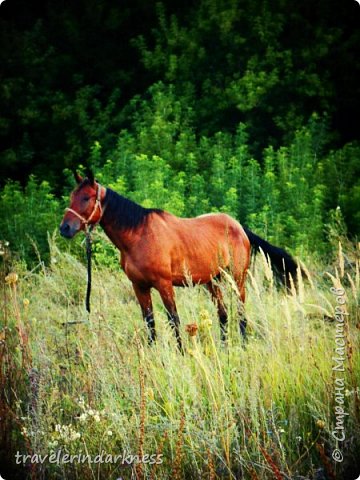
top-left (239, 410), bottom-right (283, 480)
top-left (1, 265), bottom-right (36, 479)
top-left (297, 265), bottom-right (305, 304)
top-left (299, 260), bottom-right (315, 290)
top-left (7, 274), bottom-right (32, 368)
top-left (327, 274), bottom-right (360, 420)
top-left (347, 272), bottom-right (358, 302)
top-left (316, 443), bottom-right (336, 480)
top-left (172, 404), bottom-right (186, 480)
top-left (247, 269), bottom-right (261, 299)
top-left (248, 465), bottom-right (260, 480)
top-left (219, 267), bottom-right (240, 295)
top-left (259, 444), bottom-right (283, 480)
top-left (259, 248), bottom-right (273, 285)
top-left (289, 273), bottom-right (297, 298)
top-left (150, 431), bottom-right (168, 480)
top-left (136, 359), bottom-right (146, 480)
top-left (338, 241), bottom-right (345, 279)
top-left (207, 448), bottom-right (216, 480)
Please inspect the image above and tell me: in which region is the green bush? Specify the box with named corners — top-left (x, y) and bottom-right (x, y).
top-left (0, 177), bottom-right (61, 265)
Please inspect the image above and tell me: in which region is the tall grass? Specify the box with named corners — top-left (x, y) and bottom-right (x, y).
top-left (0, 238), bottom-right (359, 479)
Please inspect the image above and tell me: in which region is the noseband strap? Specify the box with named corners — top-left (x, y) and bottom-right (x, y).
top-left (66, 183), bottom-right (104, 229)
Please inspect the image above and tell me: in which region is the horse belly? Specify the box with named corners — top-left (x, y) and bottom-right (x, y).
top-left (170, 244), bottom-right (229, 285)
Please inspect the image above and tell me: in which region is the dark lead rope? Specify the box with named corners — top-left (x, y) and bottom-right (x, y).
top-left (85, 227), bottom-right (92, 313)
top-left (61, 226), bottom-right (93, 325)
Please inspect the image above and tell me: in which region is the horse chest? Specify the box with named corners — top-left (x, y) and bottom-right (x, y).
top-left (121, 254), bottom-right (139, 281)
top-left (121, 252), bottom-right (154, 284)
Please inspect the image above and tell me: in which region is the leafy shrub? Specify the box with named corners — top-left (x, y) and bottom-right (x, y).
top-left (0, 177), bottom-right (61, 265)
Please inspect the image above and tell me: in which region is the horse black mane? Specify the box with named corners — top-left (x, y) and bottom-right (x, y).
top-left (101, 187), bottom-right (162, 230)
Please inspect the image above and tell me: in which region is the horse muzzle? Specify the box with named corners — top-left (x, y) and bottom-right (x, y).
top-left (59, 221), bottom-right (79, 239)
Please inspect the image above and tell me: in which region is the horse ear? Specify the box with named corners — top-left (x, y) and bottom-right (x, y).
top-left (85, 168), bottom-right (95, 185)
top-left (74, 171), bottom-right (83, 184)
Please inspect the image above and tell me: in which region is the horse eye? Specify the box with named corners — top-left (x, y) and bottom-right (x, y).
top-left (82, 196), bottom-right (90, 202)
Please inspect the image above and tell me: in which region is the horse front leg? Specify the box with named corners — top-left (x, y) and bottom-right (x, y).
top-left (132, 283), bottom-right (156, 344)
top-left (156, 282), bottom-right (183, 353)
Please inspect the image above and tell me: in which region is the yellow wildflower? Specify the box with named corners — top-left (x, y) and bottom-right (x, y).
top-left (316, 419), bottom-right (325, 430)
top-left (5, 272), bottom-right (18, 285)
top-left (199, 309), bottom-right (212, 328)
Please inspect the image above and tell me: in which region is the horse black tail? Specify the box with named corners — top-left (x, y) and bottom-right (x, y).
top-left (243, 227), bottom-right (299, 288)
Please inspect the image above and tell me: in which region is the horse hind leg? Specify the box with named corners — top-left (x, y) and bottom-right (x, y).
top-left (234, 278), bottom-right (247, 342)
top-left (207, 281), bottom-right (228, 342)
top-left (209, 274), bottom-right (247, 343)
top-left (230, 234), bottom-right (250, 342)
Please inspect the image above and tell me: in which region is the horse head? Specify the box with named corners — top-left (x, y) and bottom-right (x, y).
top-left (60, 169), bottom-right (103, 238)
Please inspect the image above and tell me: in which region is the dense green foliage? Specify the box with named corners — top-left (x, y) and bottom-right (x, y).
top-left (1, 109), bottom-right (359, 266)
top-left (0, 0), bottom-right (359, 263)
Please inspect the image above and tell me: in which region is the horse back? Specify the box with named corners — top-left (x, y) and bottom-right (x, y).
top-left (141, 211), bottom-right (250, 284)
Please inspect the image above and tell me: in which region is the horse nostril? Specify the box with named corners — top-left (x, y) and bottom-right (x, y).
top-left (60, 223), bottom-right (71, 236)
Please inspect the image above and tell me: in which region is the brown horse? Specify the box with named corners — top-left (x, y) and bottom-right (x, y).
top-left (60, 170), bottom-right (298, 350)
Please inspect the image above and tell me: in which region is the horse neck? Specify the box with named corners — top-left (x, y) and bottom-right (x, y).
top-left (100, 218), bottom-right (142, 252)
top-left (99, 190), bottom-right (146, 252)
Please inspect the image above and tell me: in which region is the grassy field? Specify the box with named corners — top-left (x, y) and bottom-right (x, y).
top-left (1, 237), bottom-right (359, 480)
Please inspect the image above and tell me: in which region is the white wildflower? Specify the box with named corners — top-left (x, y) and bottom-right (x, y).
top-left (78, 413), bottom-right (88, 423)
